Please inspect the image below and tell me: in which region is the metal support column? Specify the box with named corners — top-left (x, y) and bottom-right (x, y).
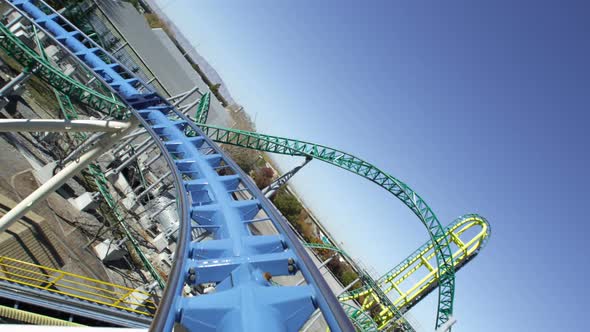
top-left (296, 254), bottom-right (336, 286)
top-left (170, 86), bottom-right (199, 107)
top-left (0, 119), bottom-right (132, 132)
top-left (5, 15), bottom-right (21, 29)
top-left (0, 118), bottom-right (137, 232)
top-left (0, 66), bottom-right (38, 98)
top-left (2, 8), bottom-right (15, 19)
top-left (336, 278), bottom-right (361, 297)
top-left (111, 41), bottom-right (128, 55)
top-left (135, 170), bottom-right (172, 201)
top-left (110, 138), bottom-right (157, 176)
top-left (262, 156), bottom-right (312, 197)
top-left (167, 86), bottom-right (201, 104)
top-left (435, 317), bottom-right (457, 332)
top-left (179, 97), bottom-right (200, 114)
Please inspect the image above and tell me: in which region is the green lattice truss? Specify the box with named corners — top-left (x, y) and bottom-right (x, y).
top-left (193, 91), bottom-right (210, 124)
top-left (303, 242), bottom-right (413, 331)
top-left (0, 18), bottom-right (455, 329)
top-left (340, 302), bottom-right (379, 332)
top-left (192, 123), bottom-right (456, 328)
top-left (0, 22), bottom-right (126, 117)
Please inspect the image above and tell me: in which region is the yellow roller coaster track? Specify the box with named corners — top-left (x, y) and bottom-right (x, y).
top-left (337, 214), bottom-right (490, 329)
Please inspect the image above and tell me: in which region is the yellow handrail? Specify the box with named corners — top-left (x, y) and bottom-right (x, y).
top-left (0, 256), bottom-right (156, 316)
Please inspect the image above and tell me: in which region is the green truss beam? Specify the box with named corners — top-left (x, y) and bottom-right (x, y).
top-left (340, 302), bottom-right (379, 332)
top-left (0, 22), bottom-right (125, 117)
top-left (193, 92), bottom-right (210, 124)
top-left (194, 123), bottom-right (456, 328)
top-left (304, 242), bottom-right (413, 331)
top-left (0, 14), bottom-right (455, 329)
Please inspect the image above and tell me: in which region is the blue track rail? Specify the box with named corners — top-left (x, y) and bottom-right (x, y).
top-left (6, 1), bottom-right (354, 331)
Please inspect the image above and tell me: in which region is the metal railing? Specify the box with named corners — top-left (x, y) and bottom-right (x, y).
top-left (5, 1), bottom-right (354, 330)
top-left (0, 256), bottom-right (156, 316)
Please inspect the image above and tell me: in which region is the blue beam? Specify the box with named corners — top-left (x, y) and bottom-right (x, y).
top-left (6, 1), bottom-right (354, 331)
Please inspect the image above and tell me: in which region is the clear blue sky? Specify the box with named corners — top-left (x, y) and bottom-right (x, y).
top-left (156, 1), bottom-right (589, 330)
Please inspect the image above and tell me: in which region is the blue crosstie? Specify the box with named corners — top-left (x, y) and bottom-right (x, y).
top-left (5, 0), bottom-right (354, 331)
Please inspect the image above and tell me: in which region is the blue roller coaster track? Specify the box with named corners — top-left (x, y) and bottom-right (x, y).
top-left (5, 0), bottom-right (355, 331)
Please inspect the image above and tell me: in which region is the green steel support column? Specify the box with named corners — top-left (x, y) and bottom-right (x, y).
top-left (193, 91), bottom-right (210, 124)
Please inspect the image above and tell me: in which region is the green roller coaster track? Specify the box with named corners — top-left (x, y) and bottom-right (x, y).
top-left (192, 123), bottom-right (456, 327)
top-left (194, 91), bottom-right (210, 124)
top-left (0, 16), bottom-right (458, 328)
top-left (305, 241), bottom-right (413, 331)
top-left (304, 213), bottom-right (490, 330)
top-left (0, 22), bottom-right (125, 116)
top-left (340, 302), bottom-right (379, 332)
top-left (303, 242), bottom-right (353, 260)
top-left (340, 214), bottom-right (490, 304)
top-left (303, 242), bottom-right (408, 331)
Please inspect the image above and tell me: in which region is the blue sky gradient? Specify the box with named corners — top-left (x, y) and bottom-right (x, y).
top-left (156, 1), bottom-right (589, 330)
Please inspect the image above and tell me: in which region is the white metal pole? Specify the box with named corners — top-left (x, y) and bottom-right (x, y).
top-left (111, 41), bottom-right (129, 55)
top-left (5, 15), bottom-right (21, 30)
top-left (171, 86), bottom-right (199, 107)
top-left (0, 70), bottom-right (34, 97)
top-left (300, 309), bottom-right (322, 332)
top-left (110, 139), bottom-right (157, 175)
top-left (0, 119), bottom-right (132, 132)
top-left (179, 98), bottom-right (200, 115)
top-left (296, 254), bottom-right (335, 286)
top-left (167, 86), bottom-right (201, 104)
top-left (60, 132), bottom-right (103, 165)
top-left (335, 277), bottom-right (360, 297)
top-left (263, 157), bottom-right (312, 197)
top-left (167, 90), bottom-right (190, 102)
top-left (120, 129), bottom-right (146, 141)
top-left (135, 170), bottom-right (172, 201)
top-left (144, 152), bottom-right (161, 168)
top-left (0, 119), bottom-right (138, 233)
top-left (435, 316), bottom-right (457, 332)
